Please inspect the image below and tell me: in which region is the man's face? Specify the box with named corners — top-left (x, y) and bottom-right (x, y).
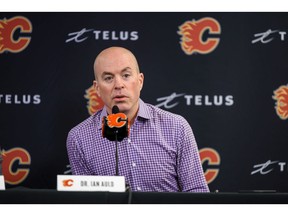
top-left (93, 49), bottom-right (144, 117)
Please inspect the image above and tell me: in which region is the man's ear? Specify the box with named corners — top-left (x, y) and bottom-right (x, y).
top-left (139, 73), bottom-right (144, 91)
top-left (93, 80), bottom-right (101, 97)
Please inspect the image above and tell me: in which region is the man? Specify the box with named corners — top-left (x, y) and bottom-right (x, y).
top-left (66, 46), bottom-right (209, 192)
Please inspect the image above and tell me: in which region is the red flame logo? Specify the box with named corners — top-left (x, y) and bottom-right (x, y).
top-left (273, 84), bottom-right (288, 120)
top-left (62, 179), bottom-right (74, 187)
top-left (84, 85), bottom-right (104, 115)
top-left (199, 148), bottom-right (220, 184)
top-left (2, 148), bottom-right (31, 185)
top-left (178, 17), bottom-right (221, 55)
top-left (0, 16), bottom-right (32, 53)
top-left (106, 113), bottom-right (127, 128)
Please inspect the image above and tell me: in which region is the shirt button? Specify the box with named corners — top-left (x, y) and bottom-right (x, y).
top-left (132, 162), bottom-right (136, 167)
top-left (137, 187), bottom-right (141, 191)
top-left (128, 139), bottom-right (131, 144)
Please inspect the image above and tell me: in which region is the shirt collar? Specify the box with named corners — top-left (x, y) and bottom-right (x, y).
top-left (97, 99), bottom-right (152, 130)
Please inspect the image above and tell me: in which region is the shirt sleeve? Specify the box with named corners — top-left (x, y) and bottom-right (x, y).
top-left (66, 129), bottom-right (92, 175)
top-left (176, 117), bottom-right (210, 192)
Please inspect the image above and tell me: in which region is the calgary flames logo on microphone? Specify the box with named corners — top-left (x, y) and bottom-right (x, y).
top-left (0, 16), bottom-right (32, 54)
top-left (273, 84), bottom-right (288, 120)
top-left (178, 17), bottom-right (221, 55)
top-left (106, 113), bottom-right (128, 128)
top-left (84, 85), bottom-right (104, 115)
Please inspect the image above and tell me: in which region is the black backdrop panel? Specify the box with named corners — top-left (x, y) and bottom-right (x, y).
top-left (1, 12), bottom-right (288, 192)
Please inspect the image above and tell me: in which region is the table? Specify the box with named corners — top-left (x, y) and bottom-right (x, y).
top-left (1, 189), bottom-right (288, 204)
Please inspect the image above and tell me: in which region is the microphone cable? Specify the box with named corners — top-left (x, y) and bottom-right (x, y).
top-left (126, 183), bottom-right (133, 204)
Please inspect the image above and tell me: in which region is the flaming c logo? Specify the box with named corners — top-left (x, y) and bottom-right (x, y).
top-left (84, 85), bottom-right (104, 115)
top-left (178, 17), bottom-right (221, 55)
top-left (106, 113), bottom-right (127, 128)
top-left (62, 179), bottom-right (74, 187)
top-left (2, 147), bottom-right (31, 185)
top-left (0, 16), bottom-right (32, 54)
top-left (273, 84), bottom-right (288, 120)
top-left (199, 148), bottom-right (220, 184)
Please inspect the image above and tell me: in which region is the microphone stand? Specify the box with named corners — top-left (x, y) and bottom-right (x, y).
top-left (115, 130), bottom-right (119, 176)
top-left (114, 130), bottom-right (132, 203)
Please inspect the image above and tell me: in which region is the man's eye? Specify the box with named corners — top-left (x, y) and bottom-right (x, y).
top-left (123, 74), bottom-right (131, 78)
top-left (104, 76), bottom-right (113, 81)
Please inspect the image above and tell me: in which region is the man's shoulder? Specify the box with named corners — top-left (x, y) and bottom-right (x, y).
top-left (143, 103), bottom-right (193, 136)
top-left (145, 103), bottom-right (187, 124)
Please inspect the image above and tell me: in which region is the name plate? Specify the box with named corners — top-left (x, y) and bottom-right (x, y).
top-left (57, 175), bottom-right (125, 192)
top-left (0, 175), bottom-right (5, 190)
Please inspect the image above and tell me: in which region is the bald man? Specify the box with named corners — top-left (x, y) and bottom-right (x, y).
top-left (66, 47), bottom-right (209, 192)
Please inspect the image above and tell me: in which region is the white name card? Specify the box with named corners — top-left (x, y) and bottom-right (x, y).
top-left (57, 175), bottom-right (125, 192)
top-left (0, 175), bottom-right (5, 190)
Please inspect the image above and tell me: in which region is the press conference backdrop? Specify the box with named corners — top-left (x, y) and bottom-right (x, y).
top-left (1, 12), bottom-right (288, 192)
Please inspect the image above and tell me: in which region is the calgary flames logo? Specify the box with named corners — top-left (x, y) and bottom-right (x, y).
top-left (273, 84), bottom-right (288, 120)
top-left (0, 16), bottom-right (32, 54)
top-left (178, 17), bottom-right (221, 55)
top-left (106, 113), bottom-right (128, 128)
top-left (84, 85), bottom-right (104, 115)
top-left (62, 179), bottom-right (74, 187)
top-left (1, 147), bottom-right (31, 185)
top-left (199, 148), bottom-right (220, 184)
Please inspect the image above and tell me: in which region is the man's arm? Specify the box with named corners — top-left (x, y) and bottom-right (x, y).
top-left (176, 118), bottom-right (210, 192)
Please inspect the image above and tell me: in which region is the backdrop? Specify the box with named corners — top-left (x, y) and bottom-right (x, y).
top-left (1, 12), bottom-right (288, 192)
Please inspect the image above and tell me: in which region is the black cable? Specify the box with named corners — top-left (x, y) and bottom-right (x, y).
top-left (126, 184), bottom-right (133, 204)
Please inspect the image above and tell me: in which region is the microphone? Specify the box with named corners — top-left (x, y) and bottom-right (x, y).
top-left (102, 105), bottom-right (129, 176)
top-left (102, 105), bottom-right (129, 141)
top-left (112, 105), bottom-right (119, 115)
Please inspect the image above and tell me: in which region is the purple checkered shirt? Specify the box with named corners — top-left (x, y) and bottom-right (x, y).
top-left (66, 99), bottom-right (209, 192)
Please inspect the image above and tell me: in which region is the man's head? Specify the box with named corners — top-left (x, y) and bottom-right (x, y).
top-left (93, 47), bottom-right (144, 121)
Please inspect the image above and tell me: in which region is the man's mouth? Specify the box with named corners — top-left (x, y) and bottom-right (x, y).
top-left (113, 95), bottom-right (126, 101)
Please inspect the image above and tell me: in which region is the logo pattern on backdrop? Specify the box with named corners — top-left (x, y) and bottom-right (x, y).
top-left (65, 28), bottom-right (139, 43)
top-left (199, 148), bottom-right (220, 184)
top-left (155, 92), bottom-right (234, 108)
top-left (1, 148), bottom-right (31, 185)
top-left (251, 159), bottom-right (288, 175)
top-left (84, 85), bottom-right (104, 115)
top-left (252, 29), bottom-right (287, 44)
top-left (0, 16), bottom-right (32, 54)
top-left (273, 84), bottom-right (288, 120)
top-left (178, 17), bottom-right (221, 55)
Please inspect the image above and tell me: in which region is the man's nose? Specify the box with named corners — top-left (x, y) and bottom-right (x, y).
top-left (114, 76), bottom-right (124, 89)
